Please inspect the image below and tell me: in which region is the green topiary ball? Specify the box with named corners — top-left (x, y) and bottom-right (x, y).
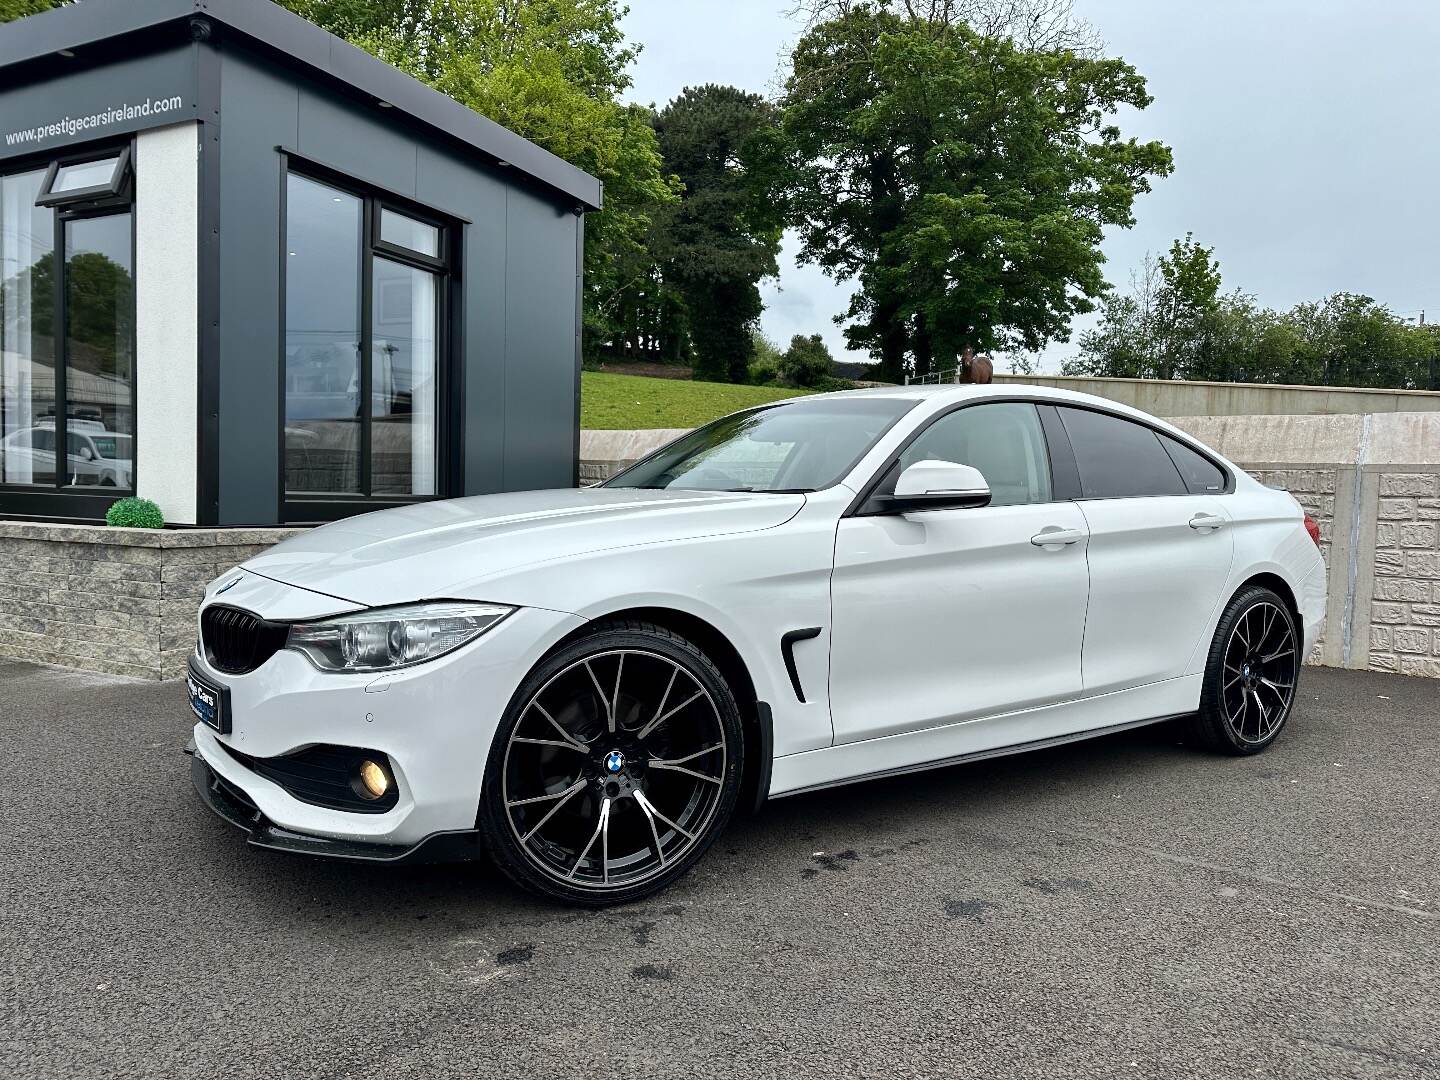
top-left (105, 497), bottom-right (165, 529)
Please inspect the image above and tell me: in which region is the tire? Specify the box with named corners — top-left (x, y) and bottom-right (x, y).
top-left (1185, 586), bottom-right (1301, 755)
top-left (478, 620), bottom-right (745, 906)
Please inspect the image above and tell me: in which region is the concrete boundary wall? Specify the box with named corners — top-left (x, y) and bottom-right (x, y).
top-left (992, 374), bottom-right (1440, 417)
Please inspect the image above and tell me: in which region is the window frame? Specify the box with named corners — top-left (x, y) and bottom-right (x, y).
top-left (36, 144), bottom-right (133, 209)
top-left (844, 396), bottom-right (1235, 518)
top-left (373, 204), bottom-right (448, 271)
top-left (278, 159), bottom-right (458, 524)
top-left (0, 141), bottom-right (138, 523)
top-left (1156, 430), bottom-right (1230, 495)
top-left (1053, 404), bottom-right (1234, 501)
top-left (847, 398), bottom-right (1070, 517)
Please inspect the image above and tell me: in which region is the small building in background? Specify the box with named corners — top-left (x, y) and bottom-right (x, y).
top-left (0, 0), bottom-right (600, 527)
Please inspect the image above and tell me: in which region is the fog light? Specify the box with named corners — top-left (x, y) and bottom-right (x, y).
top-left (356, 759), bottom-right (391, 801)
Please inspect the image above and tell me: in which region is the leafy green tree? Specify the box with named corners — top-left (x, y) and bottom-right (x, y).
top-left (1069, 242), bottom-right (1438, 390)
top-left (778, 333), bottom-right (834, 387)
top-left (1068, 234), bottom-right (1221, 380)
top-left (1283, 293), bottom-right (1433, 389)
top-left (0, 0), bottom-right (68, 20)
top-left (748, 330), bottom-right (784, 384)
top-left (652, 85), bottom-right (783, 383)
top-left (782, 2), bottom-right (1172, 382)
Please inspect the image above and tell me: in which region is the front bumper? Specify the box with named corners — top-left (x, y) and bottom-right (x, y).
top-left (186, 570), bottom-right (587, 850)
top-left (188, 745), bottom-right (482, 864)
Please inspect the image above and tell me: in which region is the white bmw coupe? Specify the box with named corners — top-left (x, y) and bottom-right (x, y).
top-left (188, 385), bottom-right (1326, 905)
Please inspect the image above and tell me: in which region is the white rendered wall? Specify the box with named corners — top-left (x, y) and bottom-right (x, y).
top-left (134, 121), bottom-right (200, 523)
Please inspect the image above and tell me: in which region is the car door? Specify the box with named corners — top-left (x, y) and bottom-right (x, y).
top-left (1053, 406), bottom-right (1235, 695)
top-left (829, 401), bottom-right (1090, 745)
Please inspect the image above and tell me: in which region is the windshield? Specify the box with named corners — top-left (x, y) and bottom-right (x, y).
top-left (606, 396), bottom-right (917, 493)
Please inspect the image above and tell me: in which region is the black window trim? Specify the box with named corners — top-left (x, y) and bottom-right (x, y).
top-left (373, 204), bottom-right (449, 272)
top-left (1156, 428), bottom-right (1231, 497)
top-left (278, 156), bottom-right (458, 523)
top-left (0, 141), bottom-right (138, 522)
top-left (843, 395), bottom-right (1235, 517)
top-left (36, 144), bottom-right (133, 209)
top-left (1052, 403), bottom-right (1235, 500)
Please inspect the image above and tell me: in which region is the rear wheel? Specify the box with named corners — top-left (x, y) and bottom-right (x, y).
top-left (1186, 586), bottom-right (1300, 754)
top-left (479, 620), bottom-right (744, 906)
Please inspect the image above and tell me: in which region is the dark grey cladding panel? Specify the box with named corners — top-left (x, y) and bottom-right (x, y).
top-left (0, 44), bottom-right (199, 163)
top-left (501, 189), bottom-right (582, 492)
top-left (296, 91), bottom-right (417, 198)
top-left (0, 0), bottom-right (195, 65)
top-left (212, 45), bottom-right (580, 521)
top-left (214, 49), bottom-right (298, 525)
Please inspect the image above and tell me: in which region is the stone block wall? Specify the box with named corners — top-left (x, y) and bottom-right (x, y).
top-left (0, 522), bottom-right (302, 679)
top-left (1243, 466), bottom-right (1340, 666)
top-left (1367, 472), bottom-right (1440, 678)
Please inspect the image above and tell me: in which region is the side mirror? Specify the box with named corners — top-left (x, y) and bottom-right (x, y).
top-left (79, 446), bottom-right (95, 461)
top-left (883, 460), bottom-right (991, 513)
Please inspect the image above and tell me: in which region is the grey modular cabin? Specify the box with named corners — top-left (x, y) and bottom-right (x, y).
top-left (0, 0), bottom-right (601, 526)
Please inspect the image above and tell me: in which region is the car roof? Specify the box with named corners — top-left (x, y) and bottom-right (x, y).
top-left (801, 382), bottom-right (1160, 419)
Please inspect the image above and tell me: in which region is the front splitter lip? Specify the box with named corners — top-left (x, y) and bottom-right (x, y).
top-left (186, 745), bottom-right (482, 866)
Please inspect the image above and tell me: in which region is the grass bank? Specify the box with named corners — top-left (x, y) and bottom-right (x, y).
top-left (580, 370), bottom-right (814, 429)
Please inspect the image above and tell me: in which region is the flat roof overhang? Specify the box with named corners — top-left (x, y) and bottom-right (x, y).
top-left (0, 0), bottom-right (603, 211)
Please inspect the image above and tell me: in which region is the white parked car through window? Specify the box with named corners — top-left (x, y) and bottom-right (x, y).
top-left (187, 386), bottom-right (1327, 905)
top-left (0, 424), bottom-right (133, 488)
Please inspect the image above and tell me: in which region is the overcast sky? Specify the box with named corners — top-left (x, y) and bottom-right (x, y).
top-left (620, 0), bottom-right (1440, 371)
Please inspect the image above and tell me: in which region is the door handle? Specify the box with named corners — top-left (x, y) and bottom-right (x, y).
top-left (1189, 514), bottom-right (1226, 531)
top-left (1031, 527), bottom-right (1086, 547)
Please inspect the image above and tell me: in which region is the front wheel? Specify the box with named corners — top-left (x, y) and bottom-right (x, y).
top-left (479, 620), bottom-right (744, 906)
top-left (1186, 586), bottom-right (1301, 755)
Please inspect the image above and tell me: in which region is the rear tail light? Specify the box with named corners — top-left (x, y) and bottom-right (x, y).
top-left (1304, 513), bottom-right (1321, 547)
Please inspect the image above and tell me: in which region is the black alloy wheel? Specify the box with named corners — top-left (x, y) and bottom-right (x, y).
top-left (1187, 586), bottom-right (1301, 754)
top-left (479, 620), bottom-right (744, 906)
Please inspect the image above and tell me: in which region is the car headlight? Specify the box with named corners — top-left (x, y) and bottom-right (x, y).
top-left (286, 602), bottom-right (513, 672)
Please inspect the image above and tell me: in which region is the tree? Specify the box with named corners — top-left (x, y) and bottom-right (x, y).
top-left (270, 0), bottom-right (677, 363)
top-left (651, 85), bottom-right (784, 382)
top-left (795, 0), bottom-right (1102, 54)
top-left (1068, 241), bottom-right (1438, 390)
top-left (0, 0), bottom-right (68, 20)
top-left (1284, 293), bottom-right (1433, 389)
top-left (748, 330), bottom-right (784, 383)
top-left (1068, 233), bottom-right (1221, 380)
top-left (781, 2), bottom-right (1172, 382)
top-left (778, 333), bottom-right (834, 387)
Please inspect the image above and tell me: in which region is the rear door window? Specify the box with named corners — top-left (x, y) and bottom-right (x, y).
top-left (1057, 407), bottom-right (1186, 499)
top-left (1159, 433), bottom-right (1228, 494)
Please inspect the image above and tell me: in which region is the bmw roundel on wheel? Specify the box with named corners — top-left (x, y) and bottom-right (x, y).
top-left (187, 386), bottom-right (1326, 905)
